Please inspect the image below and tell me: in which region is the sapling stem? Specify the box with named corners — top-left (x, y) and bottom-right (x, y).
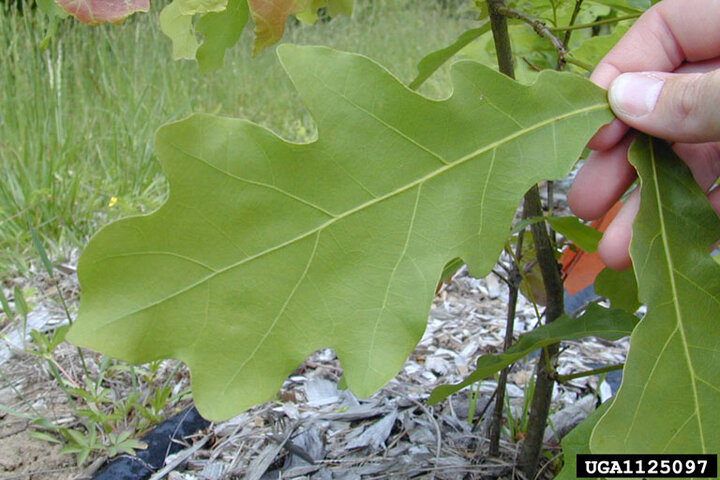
top-left (555, 363), bottom-right (624, 383)
top-left (489, 229), bottom-right (525, 455)
top-left (562, 0), bottom-right (584, 49)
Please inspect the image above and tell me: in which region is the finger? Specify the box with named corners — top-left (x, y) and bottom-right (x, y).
top-left (587, 119), bottom-right (630, 152)
top-left (569, 134), bottom-right (636, 220)
top-left (592, 0), bottom-right (720, 90)
top-left (609, 70), bottom-right (720, 143)
top-left (708, 186), bottom-right (720, 219)
top-left (673, 142), bottom-right (720, 191)
top-left (598, 190), bottom-right (640, 271)
top-left (587, 59), bottom-right (720, 151)
top-left (676, 58), bottom-right (720, 74)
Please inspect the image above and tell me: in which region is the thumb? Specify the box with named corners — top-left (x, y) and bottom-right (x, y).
top-left (608, 70), bottom-right (720, 143)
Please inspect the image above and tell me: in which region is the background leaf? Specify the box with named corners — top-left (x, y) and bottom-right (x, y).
top-left (595, 266), bottom-right (639, 313)
top-left (68, 46), bottom-right (612, 420)
top-left (160, 1), bottom-right (200, 60)
top-left (56, 0), bottom-right (149, 25)
top-left (177, 0), bottom-right (228, 15)
top-left (248, 0), bottom-right (304, 54)
top-left (556, 400), bottom-right (612, 480)
top-left (196, 0), bottom-right (250, 72)
top-left (430, 303), bottom-right (638, 403)
top-left (590, 137), bottom-right (720, 454)
top-left (409, 23), bottom-right (491, 90)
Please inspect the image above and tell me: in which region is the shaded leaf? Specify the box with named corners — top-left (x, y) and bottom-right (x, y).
top-left (160, 1), bottom-right (200, 60)
top-left (409, 23), bottom-right (491, 90)
top-left (196, 0), bottom-right (250, 72)
top-left (438, 257), bottom-right (465, 287)
top-left (570, 22), bottom-right (631, 70)
top-left (57, 0), bottom-right (149, 25)
top-left (68, 46), bottom-right (612, 420)
top-left (177, 0), bottom-right (227, 15)
top-left (556, 400), bottom-right (612, 480)
top-left (548, 216), bottom-right (602, 253)
top-left (595, 266), bottom-right (639, 313)
top-left (430, 303), bottom-right (638, 404)
top-left (514, 215), bottom-right (602, 253)
top-left (590, 137), bottom-right (720, 454)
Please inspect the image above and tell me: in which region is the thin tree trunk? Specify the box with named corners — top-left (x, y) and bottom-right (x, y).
top-left (517, 186), bottom-right (565, 478)
top-left (485, 3), bottom-right (566, 476)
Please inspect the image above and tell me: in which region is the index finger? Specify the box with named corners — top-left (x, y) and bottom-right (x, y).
top-left (591, 0), bottom-right (720, 88)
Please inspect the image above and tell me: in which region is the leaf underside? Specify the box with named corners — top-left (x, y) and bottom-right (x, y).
top-left (591, 137), bottom-right (720, 455)
top-left (68, 46), bottom-right (612, 420)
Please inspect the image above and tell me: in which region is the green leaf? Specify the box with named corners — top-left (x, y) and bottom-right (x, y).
top-left (439, 257), bottom-right (465, 286)
top-left (0, 287), bottom-right (13, 321)
top-left (585, 0), bottom-right (645, 12)
top-left (13, 286), bottom-right (28, 319)
top-left (556, 400), bottom-right (612, 480)
top-left (514, 215), bottom-right (601, 253)
top-left (595, 266), bottom-right (640, 313)
top-left (177, 0), bottom-right (228, 15)
top-left (68, 46), bottom-right (612, 420)
top-left (160, 1), bottom-right (200, 60)
top-left (30, 225), bottom-right (54, 277)
top-left (409, 23), bottom-right (491, 90)
top-left (570, 22), bottom-right (631, 70)
top-left (590, 137), bottom-right (720, 454)
top-left (549, 216), bottom-right (602, 253)
top-left (56, 0), bottom-right (149, 25)
top-left (196, 0), bottom-right (250, 72)
top-left (37, 0), bottom-right (69, 18)
top-left (430, 303), bottom-right (637, 404)
top-left (327, 0), bottom-right (352, 17)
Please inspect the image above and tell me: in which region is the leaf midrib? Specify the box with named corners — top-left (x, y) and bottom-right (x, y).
top-left (625, 142), bottom-right (705, 451)
top-left (651, 147), bottom-right (705, 452)
top-left (89, 102), bottom-right (607, 332)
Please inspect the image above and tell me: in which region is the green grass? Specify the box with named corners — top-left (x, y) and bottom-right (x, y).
top-left (0, 0), bottom-right (475, 276)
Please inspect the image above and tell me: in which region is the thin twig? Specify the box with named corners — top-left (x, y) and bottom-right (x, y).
top-left (495, 5), bottom-right (568, 58)
top-left (554, 363), bottom-right (624, 383)
top-left (562, 0), bottom-right (584, 49)
top-left (550, 13), bottom-right (640, 32)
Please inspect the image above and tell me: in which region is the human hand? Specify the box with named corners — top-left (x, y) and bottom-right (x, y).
top-left (568, 0), bottom-right (720, 270)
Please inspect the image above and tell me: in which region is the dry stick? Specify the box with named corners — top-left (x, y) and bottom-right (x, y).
top-left (488, 236), bottom-right (524, 456)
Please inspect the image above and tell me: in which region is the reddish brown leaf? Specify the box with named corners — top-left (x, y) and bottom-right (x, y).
top-left (560, 201), bottom-right (622, 294)
top-left (57, 0), bottom-right (150, 25)
top-left (248, 0), bottom-right (306, 54)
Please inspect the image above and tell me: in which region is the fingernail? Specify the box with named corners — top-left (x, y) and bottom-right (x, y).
top-left (609, 73), bottom-right (665, 118)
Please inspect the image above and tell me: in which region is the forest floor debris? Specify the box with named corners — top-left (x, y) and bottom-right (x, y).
top-left (0, 265), bottom-right (629, 479)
